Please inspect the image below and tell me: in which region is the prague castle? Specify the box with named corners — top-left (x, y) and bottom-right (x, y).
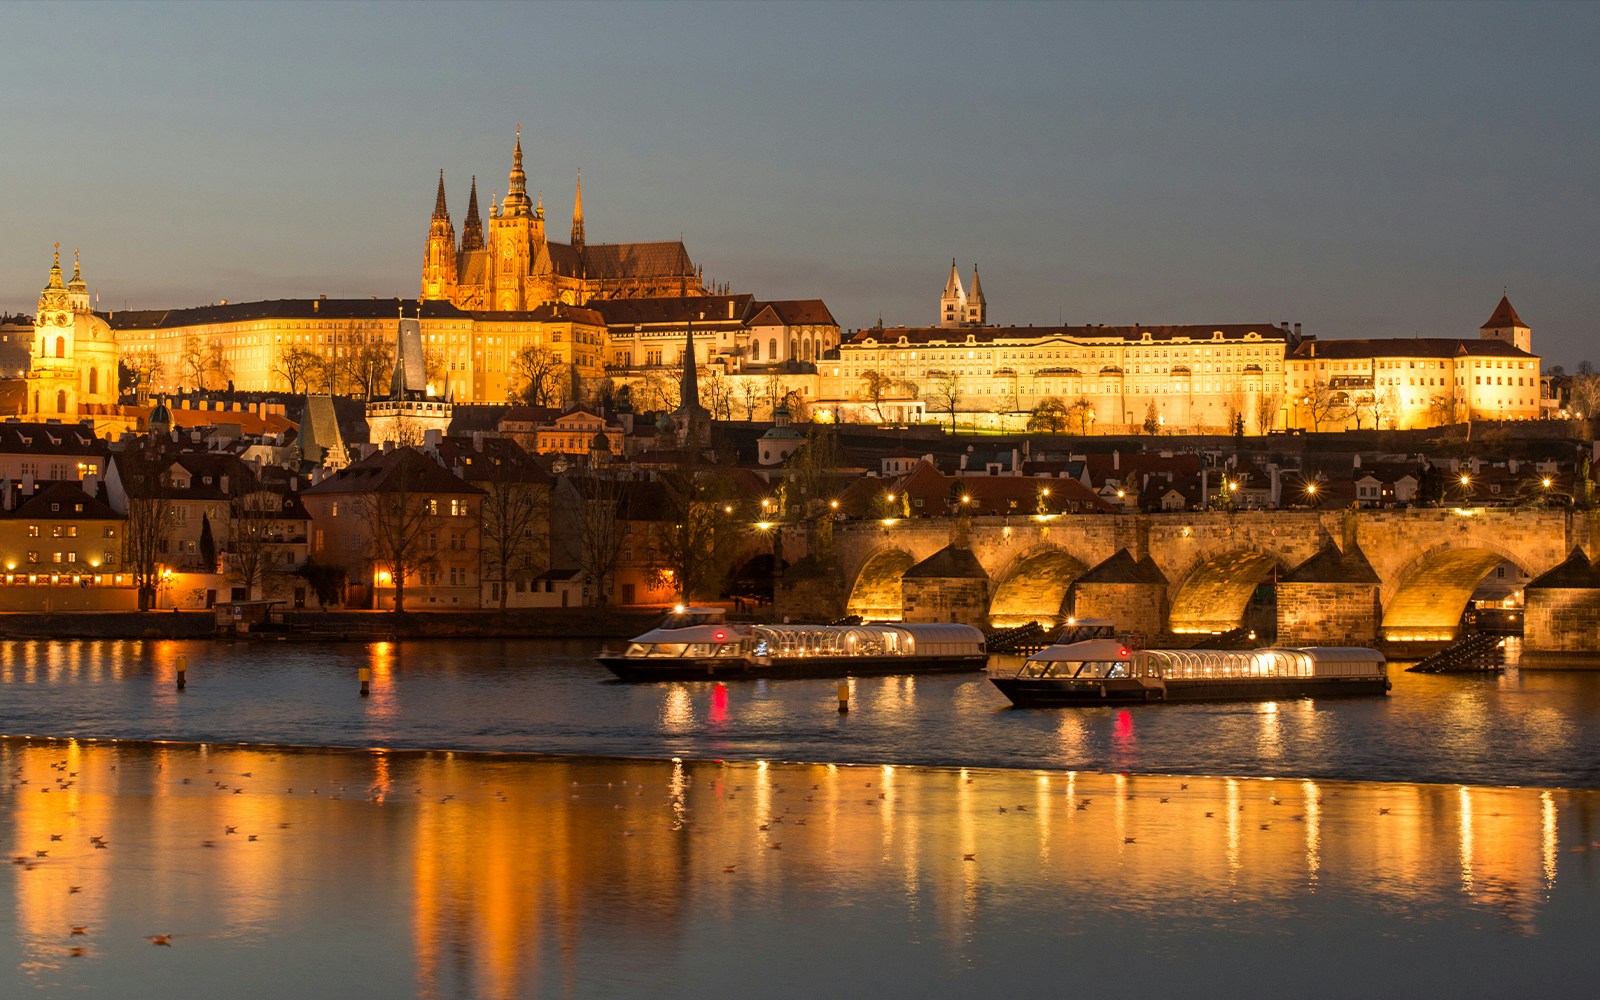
top-left (814, 264), bottom-right (1541, 433)
top-left (421, 127), bottom-right (705, 310)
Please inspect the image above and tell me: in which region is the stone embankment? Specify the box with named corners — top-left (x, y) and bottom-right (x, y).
top-left (0, 608), bottom-right (677, 641)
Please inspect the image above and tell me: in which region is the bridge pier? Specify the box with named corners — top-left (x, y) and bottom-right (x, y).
top-left (1070, 549), bottom-right (1167, 639)
top-left (1522, 548), bottom-right (1600, 661)
top-left (1275, 542), bottom-right (1382, 646)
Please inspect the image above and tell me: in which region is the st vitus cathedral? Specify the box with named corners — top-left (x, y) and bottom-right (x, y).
top-left (421, 126), bottom-right (706, 311)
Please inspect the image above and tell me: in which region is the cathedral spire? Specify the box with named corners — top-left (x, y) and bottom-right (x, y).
top-left (503, 123), bottom-right (532, 217)
top-left (571, 170), bottom-right (585, 251)
top-left (432, 169), bottom-right (449, 221)
top-left (461, 175), bottom-right (484, 252)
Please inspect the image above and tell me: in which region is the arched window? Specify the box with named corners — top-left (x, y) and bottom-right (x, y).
top-left (750, 340), bottom-right (759, 362)
top-left (769, 338), bottom-right (778, 361)
top-left (56, 390), bottom-right (67, 413)
top-left (88, 368), bottom-right (99, 395)
top-left (790, 338), bottom-right (798, 360)
top-left (803, 339), bottom-right (813, 361)
top-left (55, 337), bottom-right (65, 359)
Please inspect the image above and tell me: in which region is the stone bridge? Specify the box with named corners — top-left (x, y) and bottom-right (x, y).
top-left (775, 508), bottom-right (1600, 652)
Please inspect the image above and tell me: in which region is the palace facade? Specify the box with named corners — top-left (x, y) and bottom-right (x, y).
top-left (815, 268), bottom-right (1541, 434)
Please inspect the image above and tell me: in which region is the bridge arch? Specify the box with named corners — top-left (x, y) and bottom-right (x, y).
top-left (987, 546), bottom-right (1089, 628)
top-left (1167, 548), bottom-right (1285, 635)
top-left (1380, 542), bottom-right (1532, 642)
top-left (846, 548), bottom-right (917, 621)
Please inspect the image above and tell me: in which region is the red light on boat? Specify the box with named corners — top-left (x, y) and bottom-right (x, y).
top-left (714, 630), bottom-right (726, 641)
top-left (1119, 647), bottom-right (1130, 657)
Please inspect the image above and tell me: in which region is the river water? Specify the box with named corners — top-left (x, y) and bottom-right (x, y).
top-left (4, 638), bottom-right (1600, 998)
top-left (2, 638), bottom-right (1599, 788)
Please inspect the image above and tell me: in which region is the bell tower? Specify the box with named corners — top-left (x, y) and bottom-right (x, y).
top-left (29, 246), bottom-right (79, 418)
top-left (939, 258), bottom-right (967, 328)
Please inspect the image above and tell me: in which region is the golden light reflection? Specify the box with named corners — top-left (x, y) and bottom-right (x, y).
top-left (1256, 701), bottom-right (1283, 759)
top-left (2, 738), bottom-right (1593, 994)
top-left (1301, 779), bottom-right (1321, 878)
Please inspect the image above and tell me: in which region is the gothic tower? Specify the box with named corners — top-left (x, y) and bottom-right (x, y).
top-left (488, 125), bottom-right (542, 311)
top-left (940, 258), bottom-right (967, 328)
top-left (420, 171), bottom-right (458, 300)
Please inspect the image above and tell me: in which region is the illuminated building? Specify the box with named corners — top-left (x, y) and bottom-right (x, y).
top-left (422, 127), bottom-right (704, 311)
top-left (819, 267), bottom-right (1542, 434)
top-left (23, 249), bottom-right (129, 436)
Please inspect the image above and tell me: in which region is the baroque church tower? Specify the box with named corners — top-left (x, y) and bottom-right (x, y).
top-left (29, 246), bottom-right (121, 431)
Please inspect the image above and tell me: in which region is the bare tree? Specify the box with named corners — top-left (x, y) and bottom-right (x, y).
top-left (646, 465), bottom-right (747, 601)
top-left (511, 344), bottom-right (565, 407)
top-left (179, 332), bottom-right (232, 391)
top-left (637, 369), bottom-right (680, 412)
top-left (479, 467), bottom-right (550, 612)
top-left (1067, 396), bottom-right (1095, 435)
top-left (226, 487), bottom-right (283, 600)
top-left (115, 442), bottom-right (177, 611)
top-left (702, 368), bottom-right (735, 421)
top-left (1568, 362), bottom-right (1600, 418)
top-left (272, 344), bottom-right (323, 395)
top-left (334, 337), bottom-right (394, 397)
top-left (120, 349), bottom-right (166, 399)
top-left (1254, 390), bottom-right (1284, 435)
top-left (571, 472), bottom-right (626, 606)
top-left (740, 380), bottom-right (760, 421)
top-left (1301, 376), bottom-right (1351, 432)
top-left (924, 370), bottom-right (961, 430)
top-left (354, 451), bottom-right (441, 614)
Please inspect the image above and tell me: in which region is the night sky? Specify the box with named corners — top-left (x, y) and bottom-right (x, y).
top-left (5, 1), bottom-right (1597, 365)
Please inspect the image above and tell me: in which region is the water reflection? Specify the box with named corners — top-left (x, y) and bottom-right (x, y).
top-left (6, 738), bottom-right (1595, 997)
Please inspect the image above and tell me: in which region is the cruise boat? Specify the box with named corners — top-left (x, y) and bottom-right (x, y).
top-left (599, 607), bottom-right (988, 681)
top-left (989, 639), bottom-right (1389, 706)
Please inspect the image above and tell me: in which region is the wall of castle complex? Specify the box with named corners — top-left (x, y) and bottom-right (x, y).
top-left (818, 330), bottom-right (1541, 435)
top-left (115, 311), bottom-right (607, 402)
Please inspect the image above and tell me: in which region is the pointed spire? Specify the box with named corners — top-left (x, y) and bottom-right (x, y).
top-left (503, 123), bottom-right (531, 216)
top-left (461, 175), bottom-right (484, 252)
top-left (432, 169), bottom-right (450, 221)
top-left (571, 170), bottom-right (586, 250)
top-left (68, 248), bottom-right (86, 290)
top-left (47, 243), bottom-right (64, 289)
top-left (942, 258), bottom-right (963, 299)
top-left (680, 318), bottom-right (700, 418)
top-left (969, 263), bottom-right (985, 303)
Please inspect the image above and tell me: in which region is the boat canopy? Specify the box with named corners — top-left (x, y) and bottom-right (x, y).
top-left (751, 622), bottom-right (985, 658)
top-left (1140, 647), bottom-right (1385, 680)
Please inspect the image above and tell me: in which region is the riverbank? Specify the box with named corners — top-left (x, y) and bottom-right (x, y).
top-left (0, 607), bottom-right (681, 641)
